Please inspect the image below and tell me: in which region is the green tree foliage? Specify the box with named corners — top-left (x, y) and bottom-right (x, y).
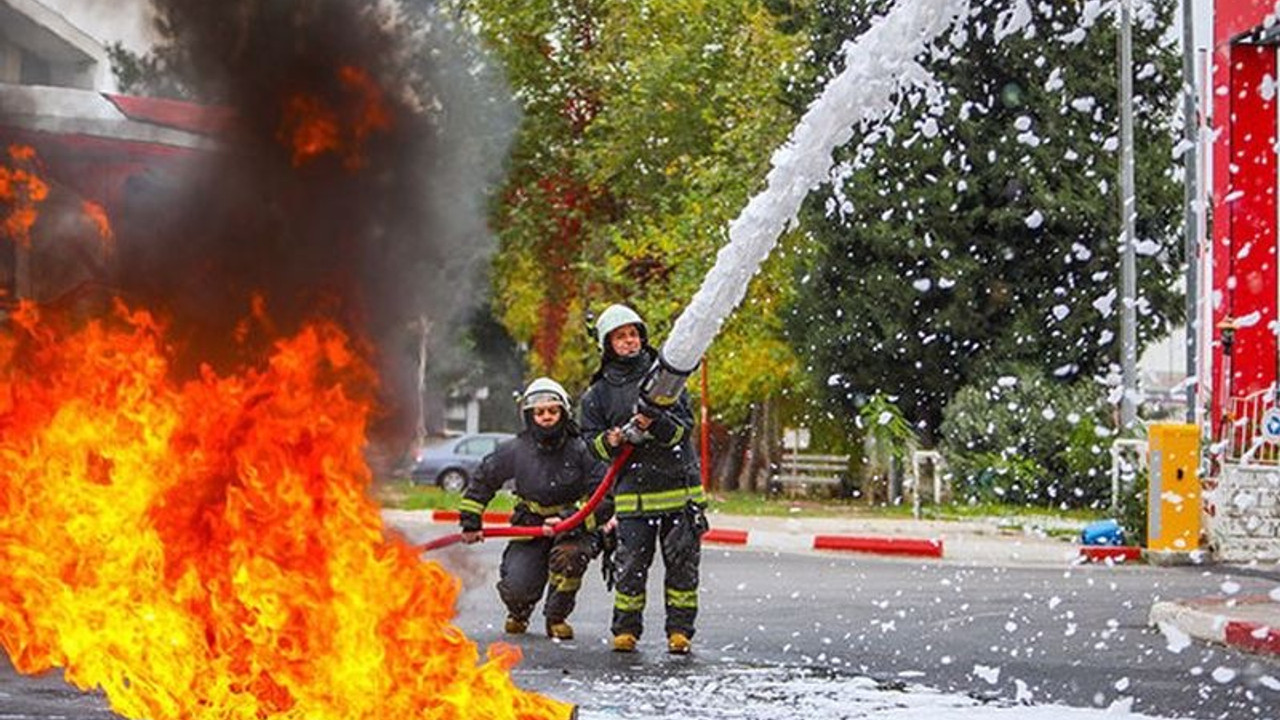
top-left (463, 0), bottom-right (808, 417)
top-left (107, 42), bottom-right (191, 100)
top-left (785, 0), bottom-right (1184, 440)
top-left (941, 365), bottom-right (1112, 508)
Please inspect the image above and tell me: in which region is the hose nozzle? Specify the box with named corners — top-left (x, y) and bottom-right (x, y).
top-left (639, 351), bottom-right (696, 410)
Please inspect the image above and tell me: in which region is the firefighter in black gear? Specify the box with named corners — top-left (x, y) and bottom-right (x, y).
top-left (458, 377), bottom-right (610, 641)
top-left (580, 304), bottom-right (705, 655)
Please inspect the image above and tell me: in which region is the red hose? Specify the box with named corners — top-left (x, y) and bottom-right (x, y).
top-left (418, 444), bottom-right (633, 552)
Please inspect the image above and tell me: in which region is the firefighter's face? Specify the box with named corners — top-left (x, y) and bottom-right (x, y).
top-left (608, 323), bottom-right (642, 357)
top-left (530, 401), bottom-right (563, 428)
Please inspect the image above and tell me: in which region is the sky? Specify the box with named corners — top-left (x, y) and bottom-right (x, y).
top-left (40, 0), bottom-right (153, 53)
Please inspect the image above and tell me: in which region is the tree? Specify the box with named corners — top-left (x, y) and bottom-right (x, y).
top-left (786, 0), bottom-right (1184, 443)
top-left (464, 0), bottom-right (810, 462)
top-left (941, 364), bottom-right (1112, 508)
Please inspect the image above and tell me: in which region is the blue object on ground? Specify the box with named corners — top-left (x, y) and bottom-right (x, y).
top-left (1081, 519), bottom-right (1126, 546)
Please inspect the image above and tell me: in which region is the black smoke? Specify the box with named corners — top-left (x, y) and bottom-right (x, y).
top-left (100, 1), bottom-right (515, 452)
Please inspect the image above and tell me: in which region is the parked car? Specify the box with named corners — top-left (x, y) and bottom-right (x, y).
top-left (409, 432), bottom-right (514, 491)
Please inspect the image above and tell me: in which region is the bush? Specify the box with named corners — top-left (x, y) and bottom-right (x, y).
top-left (1116, 468), bottom-right (1149, 546)
top-left (941, 365), bottom-right (1112, 508)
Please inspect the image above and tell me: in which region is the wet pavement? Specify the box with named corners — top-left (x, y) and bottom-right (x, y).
top-left (0, 657), bottom-right (113, 720)
top-left (2, 511), bottom-right (1278, 720)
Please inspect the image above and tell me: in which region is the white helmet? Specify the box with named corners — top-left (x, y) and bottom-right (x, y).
top-left (595, 304), bottom-right (647, 350)
top-left (520, 376), bottom-right (571, 413)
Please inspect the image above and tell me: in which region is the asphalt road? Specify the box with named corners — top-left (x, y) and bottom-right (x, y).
top-left (3, 538), bottom-right (1278, 720)
top-left (440, 542), bottom-right (1280, 720)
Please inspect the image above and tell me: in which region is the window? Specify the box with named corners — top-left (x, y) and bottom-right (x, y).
top-left (19, 49), bottom-right (51, 86)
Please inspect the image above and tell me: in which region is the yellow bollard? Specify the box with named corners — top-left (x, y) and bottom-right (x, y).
top-left (1146, 423), bottom-right (1201, 552)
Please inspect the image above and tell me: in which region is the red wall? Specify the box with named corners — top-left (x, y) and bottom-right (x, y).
top-left (1212, 1), bottom-right (1280, 434)
top-left (1216, 0), bottom-right (1277, 45)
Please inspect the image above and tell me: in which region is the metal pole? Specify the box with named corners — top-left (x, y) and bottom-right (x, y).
top-left (1196, 47), bottom-right (1211, 432)
top-left (1181, 0), bottom-right (1198, 423)
top-left (1119, 0), bottom-right (1138, 432)
top-left (700, 358), bottom-right (711, 492)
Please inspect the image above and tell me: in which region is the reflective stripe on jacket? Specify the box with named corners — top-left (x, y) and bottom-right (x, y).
top-left (457, 433), bottom-right (610, 532)
top-left (579, 346), bottom-right (701, 515)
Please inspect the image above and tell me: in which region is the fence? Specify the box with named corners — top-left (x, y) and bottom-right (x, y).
top-left (769, 451), bottom-right (850, 497)
top-left (908, 450), bottom-right (946, 519)
top-left (1222, 385), bottom-right (1280, 465)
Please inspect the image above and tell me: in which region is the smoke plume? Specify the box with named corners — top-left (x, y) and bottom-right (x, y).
top-left (57, 0), bottom-right (515, 451)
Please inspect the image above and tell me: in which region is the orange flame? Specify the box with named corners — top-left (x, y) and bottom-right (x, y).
top-left (279, 66), bottom-right (393, 170)
top-left (0, 300), bottom-right (570, 720)
top-left (81, 201), bottom-right (115, 248)
top-left (0, 144), bottom-right (50, 247)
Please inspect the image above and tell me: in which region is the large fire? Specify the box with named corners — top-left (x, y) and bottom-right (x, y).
top-left (279, 66), bottom-right (394, 170)
top-left (0, 144), bottom-right (48, 247)
top-left (0, 158), bottom-right (570, 718)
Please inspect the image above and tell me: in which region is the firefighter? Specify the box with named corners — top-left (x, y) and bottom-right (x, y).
top-left (458, 377), bottom-right (610, 641)
top-left (580, 304), bottom-right (706, 655)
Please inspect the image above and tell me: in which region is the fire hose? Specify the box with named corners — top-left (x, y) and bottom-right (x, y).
top-left (417, 444), bottom-right (634, 552)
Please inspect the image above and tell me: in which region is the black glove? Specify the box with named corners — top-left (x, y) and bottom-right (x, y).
top-left (686, 500), bottom-right (710, 537)
top-left (637, 398), bottom-right (682, 445)
top-left (583, 529), bottom-right (605, 559)
top-left (459, 511), bottom-right (482, 533)
top-left (600, 536), bottom-right (618, 591)
top-left (662, 501), bottom-right (709, 565)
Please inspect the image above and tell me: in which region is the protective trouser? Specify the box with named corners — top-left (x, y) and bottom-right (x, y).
top-left (611, 513), bottom-right (700, 639)
top-left (497, 535), bottom-right (591, 623)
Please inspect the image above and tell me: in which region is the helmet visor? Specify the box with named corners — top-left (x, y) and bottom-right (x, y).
top-left (521, 390), bottom-right (566, 411)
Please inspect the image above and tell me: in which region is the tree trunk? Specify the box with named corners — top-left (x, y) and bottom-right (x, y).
top-left (714, 429), bottom-right (747, 492)
top-left (733, 398), bottom-right (780, 493)
top-left (732, 404), bottom-right (760, 492)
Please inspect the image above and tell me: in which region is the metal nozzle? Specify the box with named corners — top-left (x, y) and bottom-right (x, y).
top-left (639, 351), bottom-right (696, 409)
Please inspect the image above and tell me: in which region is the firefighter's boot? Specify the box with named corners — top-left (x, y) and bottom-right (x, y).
top-left (504, 616), bottom-right (528, 635)
top-left (667, 632), bottom-right (691, 655)
top-left (546, 620), bottom-right (574, 640)
top-left (612, 633), bottom-right (637, 653)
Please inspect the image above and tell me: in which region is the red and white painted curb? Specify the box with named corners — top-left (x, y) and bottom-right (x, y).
top-left (1077, 545), bottom-right (1143, 564)
top-left (705, 527), bottom-right (943, 558)
top-left (1150, 596), bottom-right (1280, 657)
top-left (427, 511), bottom-right (944, 559)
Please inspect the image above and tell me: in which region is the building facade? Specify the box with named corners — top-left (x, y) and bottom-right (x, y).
top-left (1209, 0), bottom-right (1280, 560)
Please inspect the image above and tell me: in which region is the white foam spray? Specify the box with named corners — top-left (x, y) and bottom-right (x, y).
top-left (660, 0), bottom-right (971, 371)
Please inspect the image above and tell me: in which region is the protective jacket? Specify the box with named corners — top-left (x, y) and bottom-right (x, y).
top-left (458, 432), bottom-right (610, 532)
top-left (579, 345), bottom-right (703, 516)
top-left (457, 429), bottom-right (610, 627)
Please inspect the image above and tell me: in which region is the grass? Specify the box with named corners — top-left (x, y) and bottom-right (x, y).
top-left (377, 481), bottom-right (518, 512)
top-left (706, 490), bottom-right (1101, 517)
top-left (377, 481), bottom-right (1106, 531)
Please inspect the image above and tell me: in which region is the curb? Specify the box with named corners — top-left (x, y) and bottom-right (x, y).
top-left (424, 511), bottom-right (943, 559)
top-left (1150, 597), bottom-right (1280, 657)
top-left (812, 534), bottom-right (943, 558)
top-left (1078, 546), bottom-right (1143, 564)
top-left (705, 528), bottom-right (944, 558)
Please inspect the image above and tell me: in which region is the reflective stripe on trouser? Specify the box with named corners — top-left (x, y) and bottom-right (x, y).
top-left (611, 513), bottom-right (700, 639)
top-left (613, 485), bottom-right (706, 514)
top-left (497, 536), bottom-right (590, 623)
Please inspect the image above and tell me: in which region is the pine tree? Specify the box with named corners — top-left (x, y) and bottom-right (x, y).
top-left (786, 0), bottom-right (1184, 442)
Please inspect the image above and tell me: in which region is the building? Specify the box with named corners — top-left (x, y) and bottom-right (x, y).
top-left (0, 0), bottom-right (227, 309)
top-left (0, 0), bottom-right (115, 92)
top-left (1205, 0), bottom-right (1280, 561)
